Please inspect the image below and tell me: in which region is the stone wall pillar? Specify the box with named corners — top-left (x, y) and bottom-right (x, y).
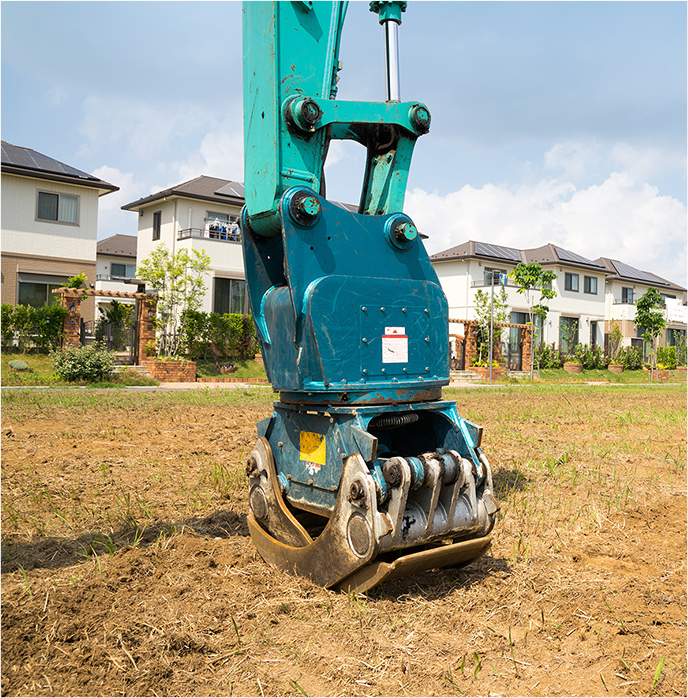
top-left (59, 292), bottom-right (82, 349)
top-left (464, 322), bottom-right (478, 368)
top-left (137, 296), bottom-right (157, 362)
top-left (521, 325), bottom-right (533, 371)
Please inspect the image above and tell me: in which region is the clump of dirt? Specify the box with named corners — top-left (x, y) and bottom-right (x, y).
top-left (2, 386), bottom-right (686, 696)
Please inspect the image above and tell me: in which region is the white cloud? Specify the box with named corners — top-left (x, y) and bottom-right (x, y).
top-left (406, 170), bottom-right (687, 288)
top-left (90, 165), bottom-right (141, 239)
top-left (174, 128), bottom-right (244, 184)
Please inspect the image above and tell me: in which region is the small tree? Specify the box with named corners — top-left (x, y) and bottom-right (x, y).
top-left (608, 320), bottom-right (624, 362)
top-left (137, 245), bottom-right (211, 357)
top-left (511, 262), bottom-right (557, 379)
top-left (634, 287), bottom-right (666, 380)
top-left (473, 286), bottom-right (509, 364)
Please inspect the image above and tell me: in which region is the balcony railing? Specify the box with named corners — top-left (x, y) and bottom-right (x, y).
top-left (178, 227), bottom-right (241, 243)
top-left (612, 297), bottom-right (636, 305)
top-left (95, 274), bottom-right (131, 282)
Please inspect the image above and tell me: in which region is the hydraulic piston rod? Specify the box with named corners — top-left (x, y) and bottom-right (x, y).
top-left (371, 1), bottom-right (406, 102)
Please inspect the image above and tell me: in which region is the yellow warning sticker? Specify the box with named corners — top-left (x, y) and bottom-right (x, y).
top-left (300, 431), bottom-right (326, 466)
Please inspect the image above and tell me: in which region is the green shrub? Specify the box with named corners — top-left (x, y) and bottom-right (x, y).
top-left (622, 346), bottom-right (643, 370)
top-left (182, 311), bottom-right (259, 361)
top-left (657, 346), bottom-right (677, 370)
top-left (1, 303), bottom-right (67, 353)
top-left (535, 342), bottom-right (563, 369)
top-left (8, 359), bottom-right (29, 371)
top-left (51, 345), bottom-right (116, 382)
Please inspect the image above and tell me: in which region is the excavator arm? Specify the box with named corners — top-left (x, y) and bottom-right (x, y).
top-left (240, 0), bottom-right (499, 593)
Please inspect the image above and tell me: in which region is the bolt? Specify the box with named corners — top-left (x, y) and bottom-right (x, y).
top-left (383, 460), bottom-right (403, 488)
top-left (298, 98), bottom-right (322, 127)
top-left (245, 455), bottom-right (258, 477)
top-left (394, 221), bottom-right (417, 244)
top-left (349, 479), bottom-right (364, 501)
top-left (409, 104), bottom-right (431, 133)
top-left (290, 190), bottom-right (322, 225)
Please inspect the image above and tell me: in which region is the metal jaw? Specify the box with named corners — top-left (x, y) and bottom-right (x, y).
top-left (247, 437), bottom-right (498, 593)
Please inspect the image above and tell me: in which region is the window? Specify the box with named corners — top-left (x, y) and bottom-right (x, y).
top-left (17, 281), bottom-right (63, 308)
top-left (559, 317), bottom-right (579, 353)
top-left (583, 276), bottom-right (597, 294)
top-left (111, 263), bottom-right (136, 279)
top-left (213, 278), bottom-right (248, 315)
top-left (205, 213), bottom-right (241, 241)
top-left (37, 191), bottom-right (78, 224)
top-left (590, 321), bottom-right (598, 347)
top-left (621, 287), bottom-right (634, 304)
top-left (564, 273), bottom-right (579, 292)
top-left (483, 267), bottom-right (506, 286)
top-left (153, 211), bottom-right (162, 241)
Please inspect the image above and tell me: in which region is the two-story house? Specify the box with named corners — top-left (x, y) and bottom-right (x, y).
top-left (596, 257), bottom-right (687, 353)
top-left (431, 241), bottom-right (609, 357)
top-left (1, 142), bottom-right (119, 322)
top-left (122, 176), bottom-right (248, 315)
top-left (94, 233), bottom-right (138, 317)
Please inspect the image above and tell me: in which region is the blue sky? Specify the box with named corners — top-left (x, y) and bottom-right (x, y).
top-left (2, 0), bottom-right (686, 286)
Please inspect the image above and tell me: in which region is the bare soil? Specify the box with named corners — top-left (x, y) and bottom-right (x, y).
top-left (1, 384), bottom-right (686, 697)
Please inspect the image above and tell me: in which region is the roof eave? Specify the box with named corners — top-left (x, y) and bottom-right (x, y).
top-left (2, 165), bottom-right (119, 194)
top-left (121, 190), bottom-right (244, 212)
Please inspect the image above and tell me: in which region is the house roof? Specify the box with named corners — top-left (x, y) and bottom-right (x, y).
top-left (1, 141), bottom-right (118, 193)
top-left (97, 234), bottom-right (137, 259)
top-left (430, 240), bottom-right (605, 272)
top-left (522, 243), bottom-right (605, 270)
top-left (430, 240), bottom-right (522, 264)
top-left (430, 239), bottom-right (685, 292)
top-left (121, 176), bottom-right (245, 211)
top-left (595, 257), bottom-right (686, 293)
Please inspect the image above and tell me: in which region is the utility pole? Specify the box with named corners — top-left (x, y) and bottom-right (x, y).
top-left (488, 270), bottom-right (497, 383)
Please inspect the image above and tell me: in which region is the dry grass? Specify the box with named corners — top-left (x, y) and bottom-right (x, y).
top-left (1, 383), bottom-right (686, 696)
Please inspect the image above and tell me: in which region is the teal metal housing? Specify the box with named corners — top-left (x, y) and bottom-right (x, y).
top-left (241, 1), bottom-right (493, 525)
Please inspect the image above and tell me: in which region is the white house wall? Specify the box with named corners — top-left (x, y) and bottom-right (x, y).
top-left (1, 174), bottom-right (99, 262)
top-left (134, 196), bottom-right (245, 314)
top-left (434, 258), bottom-right (607, 348)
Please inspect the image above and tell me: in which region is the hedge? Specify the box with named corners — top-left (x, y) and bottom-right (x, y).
top-left (182, 311), bottom-right (259, 361)
top-left (1, 303), bottom-right (68, 353)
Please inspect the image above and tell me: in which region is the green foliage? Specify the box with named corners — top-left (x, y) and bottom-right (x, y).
top-left (51, 344), bottom-right (116, 383)
top-left (8, 359), bottom-right (29, 371)
top-left (183, 310), bottom-right (259, 361)
top-left (511, 262), bottom-right (557, 326)
top-left (473, 287), bottom-right (509, 363)
top-left (2, 304), bottom-right (16, 349)
top-left (634, 288), bottom-right (666, 347)
top-left (1, 303), bottom-right (68, 353)
top-left (511, 263), bottom-right (557, 375)
top-left (534, 342), bottom-right (563, 369)
top-left (657, 346), bottom-right (677, 370)
top-left (571, 343), bottom-right (608, 370)
top-left (616, 346), bottom-right (643, 370)
top-left (66, 272), bottom-right (89, 300)
top-left (674, 332), bottom-right (687, 366)
top-left (94, 301), bottom-right (135, 350)
top-left (136, 244), bottom-right (211, 357)
top-left (608, 321), bottom-right (624, 360)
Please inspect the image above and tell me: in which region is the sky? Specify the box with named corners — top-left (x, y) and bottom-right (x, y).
top-left (2, 0), bottom-right (686, 287)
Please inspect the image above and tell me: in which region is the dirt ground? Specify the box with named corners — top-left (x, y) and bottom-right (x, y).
top-left (1, 384), bottom-right (686, 697)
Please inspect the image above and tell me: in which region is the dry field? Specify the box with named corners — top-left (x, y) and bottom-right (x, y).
top-left (1, 383), bottom-right (686, 697)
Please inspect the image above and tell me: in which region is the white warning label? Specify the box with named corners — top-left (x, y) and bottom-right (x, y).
top-left (382, 327), bottom-right (408, 364)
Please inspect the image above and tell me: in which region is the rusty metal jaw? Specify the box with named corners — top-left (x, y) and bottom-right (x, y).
top-left (247, 437), bottom-right (392, 589)
top-left (247, 437), bottom-right (498, 592)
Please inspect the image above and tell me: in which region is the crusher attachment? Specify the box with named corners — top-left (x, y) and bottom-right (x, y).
top-left (239, 0), bottom-right (499, 593)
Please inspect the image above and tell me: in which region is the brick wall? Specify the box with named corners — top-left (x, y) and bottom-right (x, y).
top-left (141, 359), bottom-right (197, 383)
